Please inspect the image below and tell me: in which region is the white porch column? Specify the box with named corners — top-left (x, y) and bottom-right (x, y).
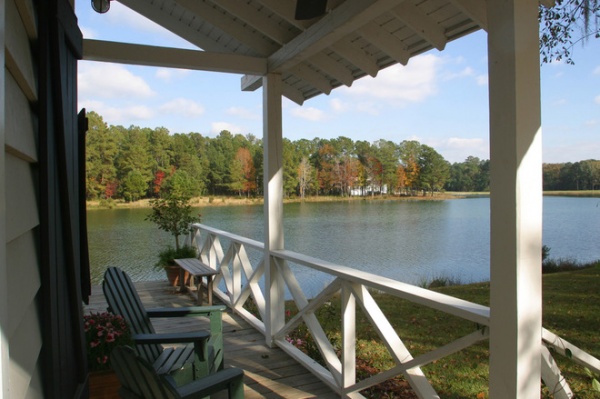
top-left (487, 1), bottom-right (543, 398)
top-left (262, 73), bottom-right (285, 346)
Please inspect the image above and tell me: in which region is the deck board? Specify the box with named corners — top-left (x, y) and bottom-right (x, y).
top-left (86, 280), bottom-right (339, 398)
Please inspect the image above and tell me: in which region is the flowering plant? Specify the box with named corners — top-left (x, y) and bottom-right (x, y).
top-left (84, 312), bottom-right (132, 371)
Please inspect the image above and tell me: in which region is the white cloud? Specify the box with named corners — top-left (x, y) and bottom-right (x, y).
top-left (442, 66), bottom-right (474, 81)
top-left (79, 100), bottom-right (154, 125)
top-left (341, 54), bottom-right (441, 104)
top-left (78, 62), bottom-right (155, 99)
top-left (476, 74), bottom-right (488, 86)
top-left (155, 68), bottom-right (191, 81)
top-left (80, 26), bottom-right (97, 39)
top-left (329, 98), bottom-right (347, 113)
top-left (594, 66), bottom-right (600, 75)
top-left (159, 98), bottom-right (205, 117)
top-left (421, 137), bottom-right (489, 163)
top-left (211, 122), bottom-right (245, 135)
top-left (595, 95), bottom-right (600, 105)
top-left (226, 106), bottom-right (260, 120)
top-left (290, 106), bottom-right (326, 121)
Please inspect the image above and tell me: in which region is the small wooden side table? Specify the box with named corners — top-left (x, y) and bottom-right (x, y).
top-left (174, 258), bottom-right (218, 305)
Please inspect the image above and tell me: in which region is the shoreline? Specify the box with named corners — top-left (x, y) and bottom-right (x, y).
top-left (86, 190), bottom-right (598, 210)
top-left (86, 192), bottom-right (470, 210)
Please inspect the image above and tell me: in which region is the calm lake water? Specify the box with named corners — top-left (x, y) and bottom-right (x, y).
top-left (87, 197), bottom-right (600, 292)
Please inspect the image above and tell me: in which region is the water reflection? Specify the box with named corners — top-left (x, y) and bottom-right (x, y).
top-left (87, 197), bottom-right (600, 292)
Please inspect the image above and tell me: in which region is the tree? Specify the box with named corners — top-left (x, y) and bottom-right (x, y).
top-left (145, 194), bottom-right (200, 250)
top-left (297, 156), bottom-right (314, 200)
top-left (418, 145), bottom-right (450, 196)
top-left (539, 0), bottom-right (600, 64)
top-left (120, 170), bottom-right (147, 202)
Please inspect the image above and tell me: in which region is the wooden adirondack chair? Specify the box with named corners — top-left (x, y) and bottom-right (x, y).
top-left (111, 345), bottom-right (244, 399)
top-left (103, 267), bottom-right (225, 383)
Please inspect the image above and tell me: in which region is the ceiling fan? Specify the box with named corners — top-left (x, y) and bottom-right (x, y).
top-left (295, 0), bottom-right (328, 20)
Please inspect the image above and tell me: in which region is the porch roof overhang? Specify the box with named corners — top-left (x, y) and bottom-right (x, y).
top-left (81, 0), bottom-right (507, 105)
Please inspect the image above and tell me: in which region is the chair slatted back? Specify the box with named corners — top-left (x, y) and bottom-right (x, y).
top-left (111, 346), bottom-right (177, 399)
top-left (103, 267), bottom-right (162, 362)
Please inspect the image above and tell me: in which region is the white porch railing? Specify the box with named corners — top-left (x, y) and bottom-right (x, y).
top-left (188, 223), bottom-right (599, 399)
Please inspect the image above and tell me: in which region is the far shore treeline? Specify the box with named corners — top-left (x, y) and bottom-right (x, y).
top-left (85, 111), bottom-right (599, 203)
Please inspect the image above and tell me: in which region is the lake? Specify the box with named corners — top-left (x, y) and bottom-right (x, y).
top-left (87, 197), bottom-right (600, 289)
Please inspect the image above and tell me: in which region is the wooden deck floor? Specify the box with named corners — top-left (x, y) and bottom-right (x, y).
top-left (86, 280), bottom-right (339, 399)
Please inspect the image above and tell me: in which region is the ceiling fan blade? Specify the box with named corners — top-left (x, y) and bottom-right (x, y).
top-left (295, 0), bottom-right (328, 20)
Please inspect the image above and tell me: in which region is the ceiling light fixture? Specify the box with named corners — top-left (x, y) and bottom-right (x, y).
top-left (91, 0), bottom-right (112, 14)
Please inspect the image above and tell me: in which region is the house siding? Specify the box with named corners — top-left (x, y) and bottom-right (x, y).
top-left (3, 0), bottom-right (43, 397)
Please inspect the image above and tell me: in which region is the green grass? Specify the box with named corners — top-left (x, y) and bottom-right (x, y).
top-left (282, 263), bottom-right (600, 398)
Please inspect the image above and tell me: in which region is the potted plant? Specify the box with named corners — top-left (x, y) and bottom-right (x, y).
top-left (146, 193), bottom-right (201, 286)
top-left (84, 311), bottom-right (132, 371)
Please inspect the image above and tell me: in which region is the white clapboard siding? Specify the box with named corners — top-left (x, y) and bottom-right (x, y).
top-left (7, 230), bottom-right (41, 336)
top-left (4, 1), bottom-right (42, 398)
top-left (5, 153), bottom-right (39, 242)
top-left (5, 71), bottom-right (36, 162)
top-left (5, 0), bottom-right (36, 102)
top-left (8, 302), bottom-right (43, 398)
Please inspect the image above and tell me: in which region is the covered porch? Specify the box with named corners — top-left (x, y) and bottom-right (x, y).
top-left (80, 0), bottom-right (582, 397)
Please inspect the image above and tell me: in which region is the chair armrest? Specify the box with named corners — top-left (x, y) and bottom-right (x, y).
top-left (173, 367), bottom-right (244, 399)
top-left (146, 305), bottom-right (226, 318)
top-left (133, 331), bottom-right (210, 345)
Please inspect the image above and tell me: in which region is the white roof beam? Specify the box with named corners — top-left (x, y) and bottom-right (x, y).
top-left (177, 0), bottom-right (278, 55)
top-left (118, 0), bottom-right (226, 52)
top-left (242, 0), bottom-right (405, 91)
top-left (449, 0), bottom-right (488, 31)
top-left (331, 40), bottom-right (379, 78)
top-left (392, 2), bottom-right (447, 51)
top-left (290, 63), bottom-right (332, 95)
top-left (82, 39), bottom-right (268, 75)
top-left (358, 23), bottom-right (410, 66)
top-left (215, 0), bottom-right (296, 45)
top-left (308, 53), bottom-right (354, 87)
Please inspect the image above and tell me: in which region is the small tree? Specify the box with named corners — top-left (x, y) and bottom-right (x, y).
top-left (145, 194), bottom-right (200, 250)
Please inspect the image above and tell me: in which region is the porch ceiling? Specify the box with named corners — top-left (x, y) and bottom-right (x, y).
top-left (88, 0), bottom-right (488, 104)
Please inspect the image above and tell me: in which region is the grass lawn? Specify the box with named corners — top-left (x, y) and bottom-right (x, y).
top-left (285, 263), bottom-right (600, 398)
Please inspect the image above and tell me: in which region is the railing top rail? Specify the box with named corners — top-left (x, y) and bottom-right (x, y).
top-left (192, 223), bottom-right (265, 250)
top-left (193, 223), bottom-right (489, 326)
top-left (273, 249), bottom-right (490, 326)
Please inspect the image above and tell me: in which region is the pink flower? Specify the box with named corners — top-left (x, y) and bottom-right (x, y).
top-left (105, 333), bottom-right (116, 343)
top-left (90, 340), bottom-right (100, 348)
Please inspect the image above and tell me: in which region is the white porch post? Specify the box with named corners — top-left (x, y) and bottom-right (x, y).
top-left (262, 73), bottom-right (285, 346)
top-left (487, 1), bottom-right (543, 398)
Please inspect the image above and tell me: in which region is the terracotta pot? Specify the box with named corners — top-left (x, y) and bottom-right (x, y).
top-left (165, 265), bottom-right (189, 287)
top-left (89, 370), bottom-right (120, 398)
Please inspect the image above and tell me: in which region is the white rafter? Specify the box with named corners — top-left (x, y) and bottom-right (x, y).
top-left (308, 53), bottom-right (354, 87)
top-left (241, 0), bottom-right (406, 91)
top-left (177, 0), bottom-right (278, 55)
top-left (392, 1), bottom-right (447, 51)
top-left (358, 22), bottom-right (410, 66)
top-left (450, 0), bottom-right (488, 31)
top-left (215, 0), bottom-right (297, 45)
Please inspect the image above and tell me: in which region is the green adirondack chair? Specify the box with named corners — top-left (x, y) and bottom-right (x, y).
top-left (103, 267), bottom-right (225, 383)
top-left (111, 345), bottom-right (244, 399)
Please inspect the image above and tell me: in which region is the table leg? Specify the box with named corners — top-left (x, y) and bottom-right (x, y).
top-left (179, 267), bottom-right (185, 293)
top-left (196, 276), bottom-right (203, 305)
top-left (206, 276), bottom-right (213, 306)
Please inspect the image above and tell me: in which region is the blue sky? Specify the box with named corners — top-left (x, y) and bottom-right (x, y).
top-left (76, 2), bottom-right (599, 164)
